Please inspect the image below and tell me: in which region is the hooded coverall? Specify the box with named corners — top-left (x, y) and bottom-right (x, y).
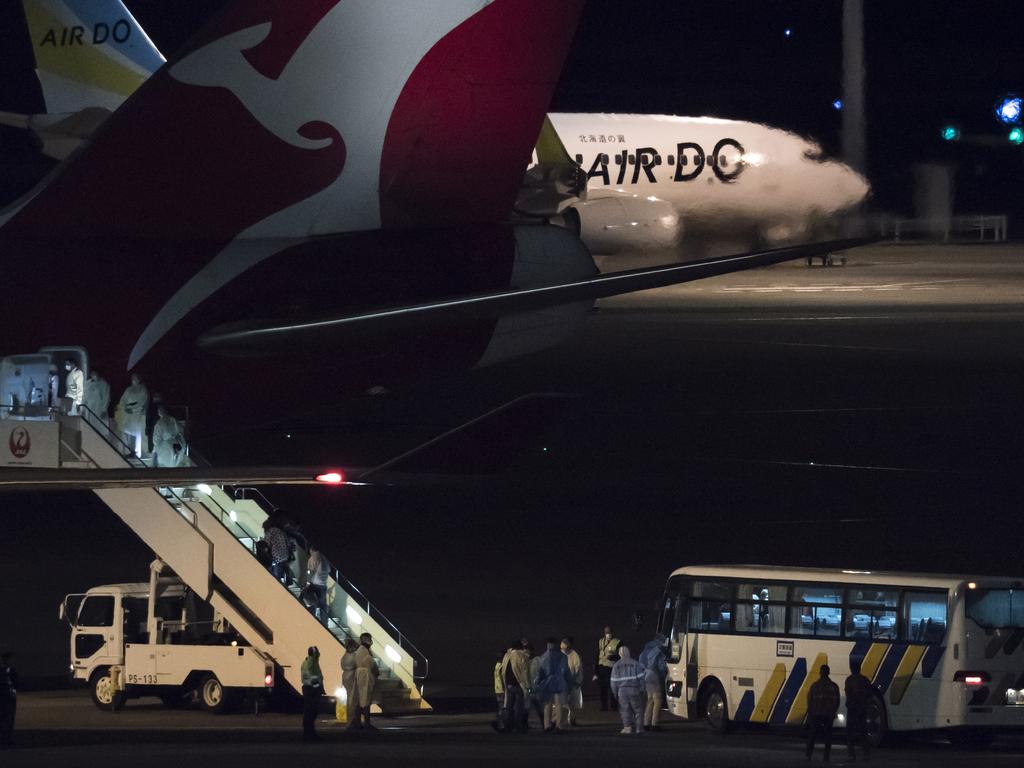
top-left (610, 646), bottom-right (645, 733)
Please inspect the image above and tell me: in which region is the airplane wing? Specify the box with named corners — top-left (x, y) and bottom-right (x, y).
top-left (199, 237), bottom-right (869, 355)
top-left (0, 466), bottom-right (356, 492)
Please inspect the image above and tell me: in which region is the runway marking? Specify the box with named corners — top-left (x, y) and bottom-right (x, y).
top-left (714, 279), bottom-right (964, 294)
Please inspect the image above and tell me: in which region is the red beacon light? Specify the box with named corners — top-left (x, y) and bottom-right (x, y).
top-left (315, 471), bottom-right (345, 485)
top-left (264, 673), bottom-right (273, 687)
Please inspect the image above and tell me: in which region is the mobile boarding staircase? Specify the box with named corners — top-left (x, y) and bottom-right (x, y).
top-left (58, 410), bottom-right (430, 714)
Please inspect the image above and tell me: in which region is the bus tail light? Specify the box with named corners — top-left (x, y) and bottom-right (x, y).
top-left (954, 671), bottom-right (991, 686)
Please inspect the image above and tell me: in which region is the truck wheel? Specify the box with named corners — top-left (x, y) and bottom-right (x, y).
top-left (701, 680), bottom-right (730, 733)
top-left (90, 667), bottom-right (116, 710)
top-left (199, 674), bottom-right (230, 714)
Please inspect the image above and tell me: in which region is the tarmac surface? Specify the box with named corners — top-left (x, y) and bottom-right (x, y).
top-left (8, 241), bottom-right (1024, 767)
top-left (6, 689), bottom-right (1024, 767)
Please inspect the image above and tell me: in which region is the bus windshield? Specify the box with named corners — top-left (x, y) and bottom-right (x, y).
top-left (966, 588), bottom-right (1024, 628)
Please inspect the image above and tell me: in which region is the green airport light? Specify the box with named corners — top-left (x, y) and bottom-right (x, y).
top-left (940, 125), bottom-right (960, 142)
top-left (1009, 127), bottom-right (1024, 145)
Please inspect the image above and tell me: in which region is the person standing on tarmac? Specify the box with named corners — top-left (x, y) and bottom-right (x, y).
top-left (610, 646), bottom-right (645, 735)
top-left (352, 633), bottom-right (379, 731)
top-left (805, 664), bottom-right (841, 762)
top-left (341, 638), bottom-right (359, 726)
top-left (301, 647), bottom-right (324, 742)
top-left (561, 637), bottom-right (583, 726)
top-left (0, 651), bottom-right (17, 748)
top-left (499, 639), bottom-right (532, 733)
top-left (844, 660), bottom-right (873, 761)
top-left (491, 652), bottom-right (506, 731)
top-left (594, 625), bottom-right (621, 711)
top-left (639, 633), bottom-right (669, 731)
top-left (535, 638), bottom-right (572, 733)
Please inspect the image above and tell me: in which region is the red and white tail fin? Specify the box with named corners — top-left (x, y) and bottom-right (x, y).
top-left (2, 0), bottom-right (584, 240)
top-left (0, 0), bottom-right (585, 369)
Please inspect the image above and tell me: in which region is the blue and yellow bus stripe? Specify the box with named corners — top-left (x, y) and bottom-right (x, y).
top-left (889, 645), bottom-right (927, 705)
top-left (783, 652), bottom-right (828, 725)
top-left (750, 663), bottom-right (787, 723)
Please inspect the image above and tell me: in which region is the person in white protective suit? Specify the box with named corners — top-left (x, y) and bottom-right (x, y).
top-left (83, 369), bottom-right (111, 421)
top-left (115, 373), bottom-right (149, 456)
top-left (340, 637), bottom-right (359, 725)
top-left (152, 404), bottom-right (186, 468)
top-left (561, 636), bottom-right (584, 726)
top-left (64, 360), bottom-right (84, 415)
top-left (349, 633), bottom-right (379, 731)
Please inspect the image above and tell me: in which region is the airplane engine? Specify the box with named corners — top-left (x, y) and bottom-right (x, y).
top-left (476, 224), bottom-right (598, 367)
top-left (560, 194), bottom-right (682, 256)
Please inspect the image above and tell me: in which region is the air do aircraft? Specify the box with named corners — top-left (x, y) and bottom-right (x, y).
top-left (0, 0), bottom-right (860, 436)
top-left (547, 113), bottom-right (870, 262)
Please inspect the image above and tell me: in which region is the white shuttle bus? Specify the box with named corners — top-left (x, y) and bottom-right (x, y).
top-left (657, 565), bottom-right (1024, 747)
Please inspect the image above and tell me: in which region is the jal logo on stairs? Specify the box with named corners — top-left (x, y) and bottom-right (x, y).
top-left (9, 427), bottom-right (30, 458)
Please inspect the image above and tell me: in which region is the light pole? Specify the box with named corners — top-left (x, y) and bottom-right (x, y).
top-left (841, 0), bottom-right (867, 175)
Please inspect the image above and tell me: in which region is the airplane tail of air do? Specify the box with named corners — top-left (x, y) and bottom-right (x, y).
top-left (21, 0), bottom-right (165, 114)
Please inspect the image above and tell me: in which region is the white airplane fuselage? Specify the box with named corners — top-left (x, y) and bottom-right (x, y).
top-left (548, 113), bottom-right (870, 260)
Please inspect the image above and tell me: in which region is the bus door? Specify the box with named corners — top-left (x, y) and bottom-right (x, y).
top-left (658, 577), bottom-right (691, 711)
top-left (69, 593), bottom-right (120, 671)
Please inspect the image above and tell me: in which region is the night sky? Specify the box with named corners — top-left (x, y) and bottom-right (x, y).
top-left (2, 1), bottom-right (1023, 216)
top-left (2, 1), bottom-right (1023, 692)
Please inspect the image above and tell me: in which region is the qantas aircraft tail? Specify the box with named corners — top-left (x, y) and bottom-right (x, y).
top-left (3, 0), bottom-right (585, 240)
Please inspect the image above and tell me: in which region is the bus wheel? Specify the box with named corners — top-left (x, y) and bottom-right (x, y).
top-left (702, 680), bottom-right (730, 733)
top-left (89, 667), bottom-right (116, 710)
top-left (199, 675), bottom-right (230, 714)
top-left (865, 692), bottom-right (888, 748)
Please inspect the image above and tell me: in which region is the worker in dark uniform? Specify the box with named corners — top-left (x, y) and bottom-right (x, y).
top-left (845, 659), bottom-right (874, 761)
top-left (805, 664), bottom-right (840, 761)
top-left (0, 651), bottom-right (17, 748)
top-left (301, 646), bottom-right (324, 742)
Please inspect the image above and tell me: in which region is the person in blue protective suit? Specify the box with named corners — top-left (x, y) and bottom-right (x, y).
top-left (534, 638), bottom-right (573, 733)
top-left (639, 633), bottom-right (669, 731)
top-left (610, 645), bottom-right (645, 735)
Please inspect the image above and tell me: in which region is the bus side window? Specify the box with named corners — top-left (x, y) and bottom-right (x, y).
top-left (904, 591), bottom-right (948, 643)
top-left (690, 580), bottom-right (733, 632)
top-left (789, 585), bottom-right (842, 637)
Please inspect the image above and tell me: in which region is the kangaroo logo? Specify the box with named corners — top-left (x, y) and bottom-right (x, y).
top-left (170, 19), bottom-right (344, 156)
top-left (9, 427), bottom-right (31, 458)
